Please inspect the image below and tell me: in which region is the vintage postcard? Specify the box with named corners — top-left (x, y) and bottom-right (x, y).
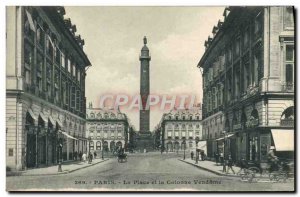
top-left (5, 6), bottom-right (295, 192)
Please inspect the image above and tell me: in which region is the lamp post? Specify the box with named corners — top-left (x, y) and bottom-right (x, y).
top-left (88, 137), bottom-right (91, 164)
top-left (222, 130), bottom-right (227, 173)
top-left (57, 131), bottom-right (63, 172)
top-left (101, 138), bottom-right (104, 160)
top-left (195, 137), bottom-right (199, 164)
top-left (183, 139), bottom-right (186, 160)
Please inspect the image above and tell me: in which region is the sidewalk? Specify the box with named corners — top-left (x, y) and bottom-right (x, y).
top-left (179, 158), bottom-right (240, 177)
top-left (7, 158), bottom-right (109, 177)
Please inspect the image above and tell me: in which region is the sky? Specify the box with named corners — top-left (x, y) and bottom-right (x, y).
top-left (64, 6), bottom-right (225, 131)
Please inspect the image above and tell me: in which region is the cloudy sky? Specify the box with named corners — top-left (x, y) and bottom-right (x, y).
top-left (64, 6), bottom-right (225, 131)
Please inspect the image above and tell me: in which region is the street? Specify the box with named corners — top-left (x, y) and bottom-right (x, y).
top-left (6, 153), bottom-right (294, 191)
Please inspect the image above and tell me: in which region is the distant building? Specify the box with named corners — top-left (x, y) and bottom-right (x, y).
top-left (85, 104), bottom-right (130, 156)
top-left (198, 7), bottom-right (294, 163)
top-left (6, 6), bottom-right (91, 170)
top-left (157, 107), bottom-right (203, 153)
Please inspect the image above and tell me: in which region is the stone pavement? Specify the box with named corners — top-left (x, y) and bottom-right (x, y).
top-left (179, 158), bottom-right (240, 177)
top-left (7, 158), bottom-right (109, 176)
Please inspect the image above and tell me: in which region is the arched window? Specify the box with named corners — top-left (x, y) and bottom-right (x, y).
top-left (90, 113), bottom-right (95, 119)
top-left (89, 141), bottom-right (94, 150)
top-left (280, 106), bottom-right (294, 127)
top-left (96, 141), bottom-right (101, 150)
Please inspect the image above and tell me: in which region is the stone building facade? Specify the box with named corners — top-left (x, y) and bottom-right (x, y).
top-left (198, 7), bottom-right (294, 163)
top-left (157, 108), bottom-right (203, 153)
top-left (85, 105), bottom-right (130, 156)
top-left (6, 6), bottom-right (91, 170)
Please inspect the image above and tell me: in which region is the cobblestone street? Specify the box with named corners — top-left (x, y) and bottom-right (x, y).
top-left (6, 153), bottom-right (294, 191)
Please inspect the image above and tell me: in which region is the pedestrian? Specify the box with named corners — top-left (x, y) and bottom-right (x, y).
top-left (82, 152), bottom-right (87, 163)
top-left (226, 155), bottom-right (235, 174)
top-left (79, 151), bottom-right (82, 161)
top-left (94, 151), bottom-right (97, 159)
top-left (191, 151), bottom-right (194, 160)
top-left (88, 152), bottom-right (93, 164)
top-left (214, 152), bottom-right (219, 165)
top-left (219, 152), bottom-right (224, 166)
top-left (237, 158), bottom-right (248, 175)
top-left (200, 151), bottom-right (205, 161)
top-left (195, 150), bottom-right (199, 164)
top-left (74, 151), bottom-right (78, 161)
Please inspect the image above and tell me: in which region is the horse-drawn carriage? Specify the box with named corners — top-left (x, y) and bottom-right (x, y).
top-left (117, 152), bottom-right (127, 163)
top-left (240, 159), bottom-right (294, 182)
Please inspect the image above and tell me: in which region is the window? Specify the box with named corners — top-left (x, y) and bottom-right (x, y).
top-left (46, 36), bottom-right (54, 57)
top-left (24, 10), bottom-right (35, 40)
top-left (254, 12), bottom-right (263, 37)
top-left (96, 141), bottom-right (101, 150)
top-left (67, 59), bottom-right (71, 73)
top-left (76, 90), bottom-right (80, 111)
top-left (227, 47), bottom-right (232, 64)
top-left (71, 86), bottom-right (76, 109)
top-left (55, 47), bottom-right (61, 64)
top-left (284, 7), bottom-right (294, 29)
top-left (253, 51), bottom-right (261, 86)
top-left (96, 124), bottom-right (101, 132)
top-left (24, 43), bottom-right (33, 85)
top-left (235, 38), bottom-right (240, 57)
top-left (54, 70), bottom-right (59, 102)
top-left (244, 61), bottom-right (250, 91)
top-left (234, 66), bottom-right (240, 98)
top-left (61, 53), bottom-right (65, 68)
top-left (89, 141), bottom-right (94, 150)
top-left (243, 28), bottom-right (249, 49)
top-left (167, 131), bottom-right (172, 137)
top-left (77, 70), bottom-right (81, 83)
top-left (227, 69), bottom-right (232, 102)
top-left (117, 126), bottom-right (122, 137)
top-left (285, 45), bottom-right (294, 88)
top-left (37, 26), bottom-right (44, 47)
top-left (72, 64), bottom-right (76, 77)
top-left (61, 81), bottom-right (66, 105)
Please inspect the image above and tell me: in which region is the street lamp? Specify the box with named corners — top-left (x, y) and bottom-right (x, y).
top-left (222, 130), bottom-right (227, 173)
top-left (195, 137), bottom-right (199, 164)
top-left (57, 131), bottom-right (63, 172)
top-left (183, 139), bottom-right (186, 160)
top-left (101, 138), bottom-right (104, 160)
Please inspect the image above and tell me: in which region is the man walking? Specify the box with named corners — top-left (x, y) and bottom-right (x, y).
top-left (191, 151), bottom-right (194, 160)
top-left (226, 155), bottom-right (235, 174)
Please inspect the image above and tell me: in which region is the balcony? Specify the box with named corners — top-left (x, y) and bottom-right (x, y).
top-left (282, 83), bottom-right (294, 92)
top-left (280, 119), bottom-right (294, 127)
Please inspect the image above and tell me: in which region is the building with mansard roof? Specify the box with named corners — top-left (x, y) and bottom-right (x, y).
top-left (6, 6), bottom-right (91, 170)
top-left (155, 107), bottom-right (203, 154)
top-left (85, 104), bottom-right (130, 156)
top-left (198, 7), bottom-right (294, 163)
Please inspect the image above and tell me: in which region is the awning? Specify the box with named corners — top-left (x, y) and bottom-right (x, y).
top-left (60, 131), bottom-right (78, 140)
top-left (215, 133), bottom-right (235, 141)
top-left (48, 116), bottom-right (56, 126)
top-left (27, 109), bottom-right (37, 121)
top-left (271, 129), bottom-right (294, 151)
top-left (197, 141), bottom-right (207, 155)
top-left (198, 141), bottom-right (207, 149)
top-left (39, 113), bottom-right (48, 124)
